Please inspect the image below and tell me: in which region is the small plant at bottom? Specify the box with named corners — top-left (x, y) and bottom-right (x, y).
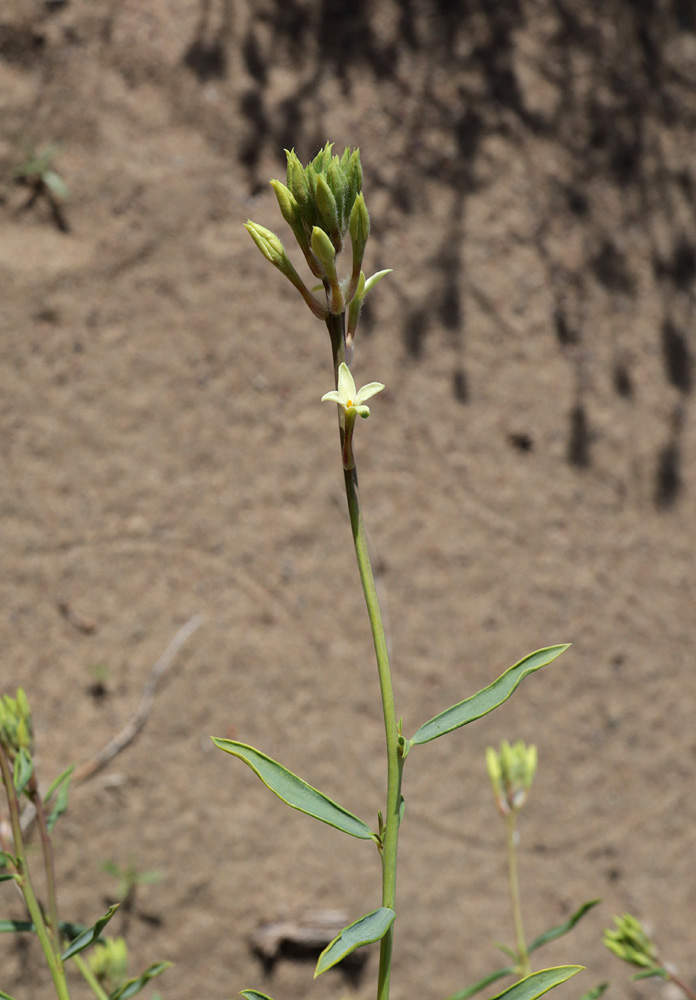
top-left (12, 144), bottom-right (69, 230)
top-left (604, 914), bottom-right (696, 1000)
top-left (101, 858), bottom-right (163, 909)
top-left (444, 741), bottom-right (605, 1000)
top-left (0, 688), bottom-right (170, 1000)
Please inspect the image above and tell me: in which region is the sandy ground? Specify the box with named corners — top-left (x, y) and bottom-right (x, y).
top-left (1, 2), bottom-right (696, 999)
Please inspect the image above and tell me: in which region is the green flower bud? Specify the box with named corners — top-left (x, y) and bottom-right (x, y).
top-left (245, 221), bottom-right (289, 268)
top-left (486, 740), bottom-right (537, 815)
top-left (270, 180), bottom-right (315, 264)
top-left (349, 191), bottom-right (370, 247)
top-left (311, 226), bottom-right (343, 313)
top-left (349, 192), bottom-right (370, 289)
top-left (285, 148), bottom-right (310, 211)
top-left (89, 936), bottom-right (129, 991)
top-left (310, 225), bottom-right (337, 276)
top-left (270, 179), bottom-right (300, 228)
top-left (346, 148), bottom-right (363, 213)
top-left (315, 174), bottom-right (341, 251)
top-left (0, 689), bottom-right (33, 760)
top-left (312, 141), bottom-right (334, 173)
top-left (327, 158), bottom-right (348, 233)
top-left (603, 915), bottom-right (663, 972)
top-left (246, 221), bottom-right (328, 319)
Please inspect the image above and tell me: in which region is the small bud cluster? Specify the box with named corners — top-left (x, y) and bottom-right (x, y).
top-left (89, 936), bottom-right (129, 992)
top-left (0, 689), bottom-right (32, 762)
top-left (486, 740), bottom-right (537, 815)
top-left (246, 143), bottom-right (390, 349)
top-left (603, 915), bottom-right (665, 976)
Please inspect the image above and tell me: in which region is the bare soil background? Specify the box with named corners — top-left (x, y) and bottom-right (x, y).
top-left (2, 2), bottom-right (696, 999)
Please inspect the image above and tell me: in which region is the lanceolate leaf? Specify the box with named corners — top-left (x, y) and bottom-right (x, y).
top-left (61, 904), bottom-right (119, 960)
top-left (410, 646), bottom-right (570, 746)
top-left (0, 873), bottom-right (17, 883)
top-left (487, 967), bottom-right (583, 1000)
top-left (446, 965), bottom-right (514, 1000)
top-left (0, 921), bottom-right (34, 933)
top-left (45, 764), bottom-right (75, 833)
top-left (0, 919), bottom-right (86, 937)
top-left (240, 991), bottom-right (276, 1000)
top-left (109, 961), bottom-right (172, 1000)
top-left (315, 907), bottom-right (395, 977)
top-left (12, 748), bottom-right (33, 796)
top-left (528, 900), bottom-right (601, 954)
top-left (578, 984), bottom-right (609, 1000)
top-left (212, 739), bottom-right (374, 841)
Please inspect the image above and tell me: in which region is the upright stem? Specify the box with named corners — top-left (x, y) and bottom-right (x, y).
top-left (31, 786), bottom-right (62, 954)
top-left (0, 747), bottom-right (71, 1000)
top-left (506, 811), bottom-right (531, 976)
top-left (344, 464), bottom-right (403, 1000)
top-left (72, 953), bottom-right (110, 1000)
top-left (326, 311), bottom-right (402, 1000)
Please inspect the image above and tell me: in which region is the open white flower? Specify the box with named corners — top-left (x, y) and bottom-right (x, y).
top-left (321, 362), bottom-right (385, 418)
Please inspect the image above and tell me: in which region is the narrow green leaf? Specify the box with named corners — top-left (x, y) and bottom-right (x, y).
top-left (241, 991), bottom-right (276, 1000)
top-left (411, 646), bottom-right (570, 746)
top-left (487, 967), bottom-right (583, 1000)
top-left (0, 873), bottom-right (18, 883)
top-left (315, 907), bottom-right (395, 977)
top-left (0, 987), bottom-right (18, 999)
top-left (45, 764), bottom-right (75, 803)
top-left (494, 942), bottom-right (518, 961)
top-left (528, 900), bottom-right (601, 954)
top-left (446, 965), bottom-right (514, 1000)
top-left (12, 748), bottom-right (33, 795)
top-left (109, 961), bottom-right (172, 1000)
top-left (212, 739), bottom-right (374, 841)
top-left (577, 984), bottom-right (609, 1000)
top-left (0, 919), bottom-right (86, 937)
top-left (45, 764), bottom-right (75, 833)
top-left (42, 169), bottom-right (69, 201)
top-left (631, 969), bottom-right (668, 981)
top-left (0, 920), bottom-right (34, 933)
top-left (61, 903), bottom-right (119, 960)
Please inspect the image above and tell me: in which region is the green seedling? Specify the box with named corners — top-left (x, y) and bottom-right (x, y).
top-left (13, 145), bottom-right (69, 202)
top-left (101, 858), bottom-right (162, 908)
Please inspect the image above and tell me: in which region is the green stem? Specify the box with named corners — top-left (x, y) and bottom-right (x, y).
top-left (506, 811), bottom-right (530, 976)
top-left (72, 953), bottom-right (110, 1000)
top-left (0, 747), bottom-right (71, 1000)
top-left (30, 786), bottom-right (62, 955)
top-left (669, 972), bottom-right (696, 1000)
top-left (326, 311), bottom-right (402, 1000)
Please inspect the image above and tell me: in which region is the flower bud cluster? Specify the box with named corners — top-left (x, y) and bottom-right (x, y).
top-left (89, 936), bottom-right (129, 992)
top-left (0, 689), bottom-right (32, 762)
top-left (603, 915), bottom-right (664, 975)
top-left (246, 143), bottom-right (388, 331)
top-left (486, 740), bottom-right (537, 815)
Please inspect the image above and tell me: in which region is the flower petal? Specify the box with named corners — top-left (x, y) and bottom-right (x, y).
top-left (336, 362), bottom-right (357, 404)
top-left (355, 381), bottom-right (385, 405)
top-left (321, 390), bottom-right (342, 404)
